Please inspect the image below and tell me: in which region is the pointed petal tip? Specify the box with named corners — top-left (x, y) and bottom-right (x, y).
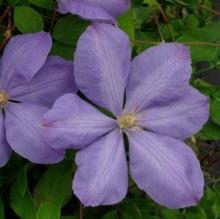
top-left (73, 189), bottom-right (127, 207)
top-left (73, 130), bottom-right (128, 207)
top-left (0, 31), bottom-right (53, 88)
top-left (128, 130), bottom-right (204, 209)
top-left (73, 181), bottom-right (127, 207)
top-left (157, 42), bottom-right (192, 61)
top-left (168, 188), bottom-right (204, 209)
top-left (74, 22), bottom-right (131, 116)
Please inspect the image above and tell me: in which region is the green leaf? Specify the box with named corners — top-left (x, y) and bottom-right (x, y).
top-left (196, 121), bottom-right (220, 141)
top-left (133, 6), bottom-right (151, 28)
top-left (200, 186), bottom-right (217, 211)
top-left (212, 199), bottom-right (220, 218)
top-left (211, 96), bottom-right (220, 126)
top-left (51, 41), bottom-right (74, 60)
top-left (34, 159), bottom-right (73, 207)
top-left (118, 8), bottom-right (135, 40)
top-left (135, 32), bottom-right (159, 53)
top-left (184, 207), bottom-right (207, 219)
top-left (37, 202), bottom-right (61, 219)
top-left (7, 0), bottom-right (20, 6)
top-left (160, 209), bottom-right (180, 219)
top-left (183, 15), bottom-right (199, 28)
top-left (213, 183), bottom-right (220, 197)
top-left (14, 6), bottom-right (44, 33)
top-left (15, 164), bottom-right (28, 196)
top-left (120, 199), bottom-right (150, 219)
top-left (28, 0), bottom-right (55, 9)
top-left (53, 15), bottom-right (89, 46)
top-left (10, 165), bottom-right (36, 219)
top-left (178, 22), bottom-right (220, 62)
top-left (102, 210), bottom-right (119, 219)
top-left (143, 0), bottom-right (158, 7)
top-left (193, 79), bottom-right (218, 96)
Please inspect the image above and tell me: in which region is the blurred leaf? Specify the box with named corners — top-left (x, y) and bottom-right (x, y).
top-left (178, 22), bottom-right (220, 62)
top-left (143, 0), bottom-right (158, 6)
top-left (212, 199), bottom-right (220, 218)
top-left (37, 202), bottom-right (60, 219)
top-left (7, 0), bottom-right (20, 6)
top-left (120, 199), bottom-right (152, 219)
top-left (160, 209), bottom-right (180, 219)
top-left (213, 183), bottom-right (220, 197)
top-left (133, 6), bottom-right (151, 28)
top-left (34, 160), bottom-right (73, 207)
top-left (184, 207), bottom-right (207, 219)
top-left (197, 121), bottom-right (220, 141)
top-left (200, 187), bottom-right (217, 209)
top-left (118, 7), bottom-right (135, 40)
top-left (193, 79), bottom-right (218, 96)
top-left (10, 165), bottom-right (36, 219)
top-left (51, 41), bottom-right (74, 60)
top-left (14, 6), bottom-right (44, 33)
top-left (135, 32), bottom-right (159, 53)
top-left (102, 210), bottom-right (119, 219)
top-left (183, 15), bottom-right (199, 28)
top-left (28, 0), bottom-right (55, 9)
top-left (211, 96), bottom-right (220, 126)
top-left (53, 15), bottom-right (89, 46)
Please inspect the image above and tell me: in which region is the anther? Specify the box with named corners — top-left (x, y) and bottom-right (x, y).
top-left (118, 114), bottom-right (137, 130)
top-left (0, 90), bottom-right (9, 106)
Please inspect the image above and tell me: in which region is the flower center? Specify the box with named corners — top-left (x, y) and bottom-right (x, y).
top-left (118, 114), bottom-right (137, 130)
top-left (0, 90), bottom-right (9, 106)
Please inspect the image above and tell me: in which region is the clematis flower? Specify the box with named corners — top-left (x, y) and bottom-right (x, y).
top-left (57, 0), bottom-right (131, 23)
top-left (42, 24), bottom-right (209, 208)
top-left (0, 32), bottom-right (76, 167)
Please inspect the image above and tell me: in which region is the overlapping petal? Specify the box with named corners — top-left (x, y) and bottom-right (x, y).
top-left (9, 56), bottom-right (76, 107)
top-left (42, 93), bottom-right (117, 150)
top-left (5, 103), bottom-right (65, 164)
top-left (0, 32), bottom-right (52, 89)
top-left (57, 0), bottom-right (130, 22)
top-left (125, 43), bottom-right (192, 114)
top-left (137, 88), bottom-right (209, 140)
top-left (128, 130), bottom-right (204, 209)
top-left (0, 114), bottom-right (11, 167)
top-left (74, 23), bottom-right (131, 116)
top-left (73, 129), bottom-right (128, 206)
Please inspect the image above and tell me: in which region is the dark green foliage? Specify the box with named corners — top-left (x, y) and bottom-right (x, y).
top-left (14, 6), bottom-right (44, 33)
top-left (0, 0), bottom-right (220, 218)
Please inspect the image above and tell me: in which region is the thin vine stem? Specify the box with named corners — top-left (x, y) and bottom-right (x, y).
top-left (0, 7), bottom-right (13, 52)
top-left (0, 6), bottom-right (10, 24)
top-left (131, 39), bottom-right (220, 48)
top-left (153, 15), bottom-right (165, 42)
top-left (80, 203), bottom-right (84, 219)
top-left (49, 10), bottom-right (57, 33)
top-left (157, 3), bottom-right (176, 41)
top-left (200, 4), bottom-right (220, 17)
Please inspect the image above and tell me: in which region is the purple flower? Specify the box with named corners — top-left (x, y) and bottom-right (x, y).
top-left (42, 24), bottom-right (209, 208)
top-left (0, 32), bottom-right (76, 166)
top-left (57, 0), bottom-right (131, 22)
